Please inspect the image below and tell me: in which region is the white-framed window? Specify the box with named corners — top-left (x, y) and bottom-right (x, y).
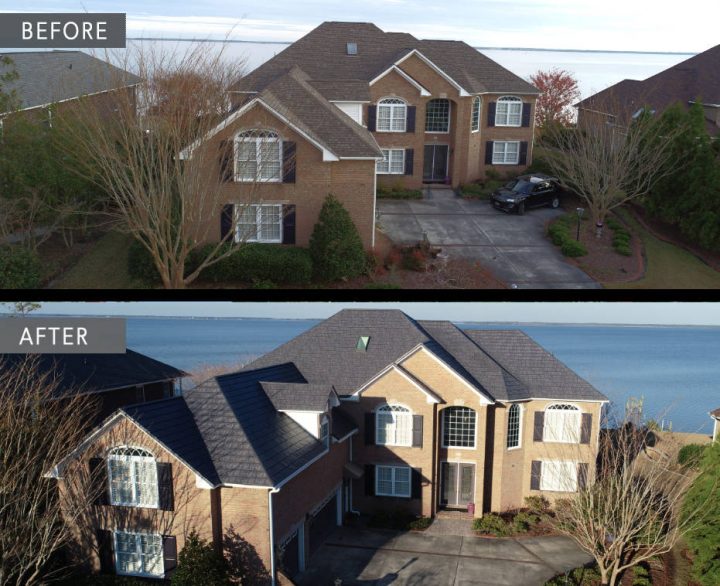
top-left (377, 98), bottom-right (407, 132)
top-left (495, 96), bottom-right (523, 126)
top-left (320, 415), bottom-right (329, 448)
top-left (376, 404), bottom-right (413, 447)
top-left (234, 130), bottom-right (282, 182)
top-left (442, 407), bottom-right (476, 448)
top-left (544, 404), bottom-right (581, 443)
top-left (425, 99), bottom-right (450, 133)
top-left (107, 447), bottom-right (158, 508)
top-left (506, 404), bottom-right (522, 449)
top-left (471, 96), bottom-right (481, 132)
top-left (376, 149), bottom-right (405, 175)
top-left (492, 141), bottom-right (520, 165)
top-left (375, 465), bottom-right (411, 497)
top-left (115, 531), bottom-right (164, 578)
top-left (235, 203), bottom-right (283, 243)
top-left (540, 461), bottom-right (578, 492)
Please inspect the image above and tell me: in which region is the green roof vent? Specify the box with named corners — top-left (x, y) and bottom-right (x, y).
top-left (356, 336), bottom-right (370, 351)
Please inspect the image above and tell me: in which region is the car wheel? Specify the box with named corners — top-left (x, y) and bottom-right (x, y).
top-left (550, 197), bottom-right (560, 209)
top-left (517, 202), bottom-right (525, 215)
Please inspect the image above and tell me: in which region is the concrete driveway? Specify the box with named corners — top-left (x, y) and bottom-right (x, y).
top-left (296, 527), bottom-right (592, 586)
top-left (378, 188), bottom-right (599, 289)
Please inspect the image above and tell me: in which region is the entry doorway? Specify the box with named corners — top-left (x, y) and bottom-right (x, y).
top-left (423, 144), bottom-right (449, 183)
top-left (440, 462), bottom-right (475, 508)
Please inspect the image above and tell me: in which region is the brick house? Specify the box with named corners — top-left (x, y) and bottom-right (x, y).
top-left (186, 22), bottom-right (539, 249)
top-left (50, 310), bottom-right (606, 584)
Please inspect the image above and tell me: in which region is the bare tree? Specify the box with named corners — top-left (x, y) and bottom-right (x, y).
top-left (0, 356), bottom-right (98, 585)
top-left (61, 42), bottom-right (284, 288)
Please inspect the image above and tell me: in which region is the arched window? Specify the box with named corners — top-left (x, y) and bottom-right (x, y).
top-left (377, 98), bottom-right (407, 132)
top-left (471, 96), bottom-right (482, 132)
top-left (426, 99), bottom-right (450, 133)
top-left (506, 404), bottom-right (521, 449)
top-left (495, 96), bottom-right (523, 126)
top-left (108, 447), bottom-right (158, 508)
top-left (544, 404), bottom-right (581, 443)
top-left (376, 404), bottom-right (413, 446)
top-left (320, 415), bottom-right (330, 448)
top-left (442, 407), bottom-right (476, 448)
top-left (234, 129), bottom-right (282, 182)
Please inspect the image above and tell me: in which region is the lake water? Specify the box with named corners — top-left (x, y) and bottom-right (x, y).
top-left (125, 317), bottom-right (720, 434)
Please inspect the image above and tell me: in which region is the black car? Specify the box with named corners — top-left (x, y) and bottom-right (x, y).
top-left (491, 173), bottom-right (562, 215)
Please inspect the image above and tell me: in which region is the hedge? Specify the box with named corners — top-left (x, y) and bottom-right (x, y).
top-left (0, 245), bottom-right (42, 289)
top-left (547, 215), bottom-right (588, 257)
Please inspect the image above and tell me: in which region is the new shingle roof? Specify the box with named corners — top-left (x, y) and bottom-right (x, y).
top-left (0, 51), bottom-right (141, 114)
top-left (0, 350), bottom-right (186, 398)
top-left (261, 381), bottom-right (336, 411)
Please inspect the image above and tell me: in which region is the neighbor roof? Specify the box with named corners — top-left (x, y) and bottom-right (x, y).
top-left (711, 407), bottom-right (720, 419)
top-left (0, 51), bottom-right (142, 114)
top-left (0, 350), bottom-right (186, 398)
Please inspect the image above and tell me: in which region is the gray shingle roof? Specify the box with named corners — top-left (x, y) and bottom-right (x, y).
top-left (261, 381), bottom-right (336, 411)
top-left (711, 407), bottom-right (720, 419)
top-left (0, 51), bottom-right (141, 114)
top-left (331, 407), bottom-right (358, 440)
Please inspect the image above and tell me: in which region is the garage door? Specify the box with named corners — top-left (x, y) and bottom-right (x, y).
top-left (309, 494), bottom-right (337, 557)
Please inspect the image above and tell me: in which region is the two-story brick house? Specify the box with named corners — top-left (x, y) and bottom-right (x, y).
top-left (186, 22), bottom-right (538, 250)
top-left (50, 310), bottom-right (606, 584)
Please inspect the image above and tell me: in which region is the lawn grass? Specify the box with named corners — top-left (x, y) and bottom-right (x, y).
top-left (51, 231), bottom-right (141, 289)
top-left (607, 209), bottom-right (720, 289)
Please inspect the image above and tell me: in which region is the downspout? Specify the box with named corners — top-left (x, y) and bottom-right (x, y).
top-left (268, 487), bottom-right (281, 586)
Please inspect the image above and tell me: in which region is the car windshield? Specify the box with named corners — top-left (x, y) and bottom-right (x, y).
top-left (504, 179), bottom-right (534, 195)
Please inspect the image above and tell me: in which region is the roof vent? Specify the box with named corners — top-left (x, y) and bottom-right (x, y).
top-left (356, 336), bottom-right (370, 351)
top-left (346, 42), bottom-right (358, 56)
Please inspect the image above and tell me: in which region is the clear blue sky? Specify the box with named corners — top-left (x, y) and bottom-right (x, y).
top-left (13, 302), bottom-right (720, 325)
top-left (4, 0), bottom-right (717, 53)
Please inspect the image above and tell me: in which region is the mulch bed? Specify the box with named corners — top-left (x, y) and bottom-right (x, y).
top-left (36, 227), bottom-right (109, 286)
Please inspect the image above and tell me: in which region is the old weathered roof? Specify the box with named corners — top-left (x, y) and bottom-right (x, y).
top-left (0, 51), bottom-right (141, 114)
top-left (0, 350), bottom-right (186, 398)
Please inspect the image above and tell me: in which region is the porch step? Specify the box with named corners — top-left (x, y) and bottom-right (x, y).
top-left (435, 509), bottom-right (473, 520)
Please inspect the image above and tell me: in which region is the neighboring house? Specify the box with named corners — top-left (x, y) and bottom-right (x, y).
top-left (0, 50), bottom-right (141, 131)
top-left (576, 44), bottom-right (720, 135)
top-left (1, 349), bottom-right (186, 422)
top-left (711, 407), bottom-right (720, 442)
top-left (49, 310), bottom-right (606, 583)
top-left (185, 21), bottom-right (538, 250)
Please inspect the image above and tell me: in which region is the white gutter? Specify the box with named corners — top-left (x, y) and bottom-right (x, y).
top-left (268, 486), bottom-right (281, 586)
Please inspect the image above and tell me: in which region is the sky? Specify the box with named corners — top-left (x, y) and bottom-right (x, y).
top-left (10, 302), bottom-right (720, 325)
top-left (3, 0), bottom-right (718, 53)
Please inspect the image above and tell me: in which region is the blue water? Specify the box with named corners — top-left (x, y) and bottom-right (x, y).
top-left (125, 318), bottom-right (720, 434)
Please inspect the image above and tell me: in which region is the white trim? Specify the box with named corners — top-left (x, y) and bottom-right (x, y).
top-left (377, 148), bottom-right (406, 174)
top-left (471, 96), bottom-right (481, 133)
top-left (375, 403), bottom-right (414, 447)
top-left (417, 347), bottom-right (494, 404)
top-left (333, 429), bottom-right (359, 443)
top-left (376, 97), bottom-right (408, 133)
top-left (507, 397), bottom-right (609, 404)
top-left (330, 100), bottom-right (372, 104)
top-left (492, 140), bottom-right (521, 165)
top-left (2, 83), bottom-right (141, 116)
top-left (268, 487), bottom-right (280, 586)
top-left (440, 406), bottom-right (478, 450)
top-left (235, 203), bottom-right (283, 244)
top-left (539, 460), bottom-right (579, 492)
top-left (543, 403), bottom-right (582, 444)
top-left (370, 65), bottom-right (431, 96)
top-left (233, 131), bottom-right (283, 183)
top-left (372, 160), bottom-right (377, 248)
top-left (114, 530), bottom-right (164, 579)
top-left (494, 96), bottom-right (523, 127)
top-left (179, 97), bottom-right (339, 162)
top-left (395, 50), bottom-right (470, 97)
top-left (439, 460), bottom-right (476, 507)
top-left (107, 447), bottom-right (159, 509)
top-left (375, 464), bottom-right (412, 498)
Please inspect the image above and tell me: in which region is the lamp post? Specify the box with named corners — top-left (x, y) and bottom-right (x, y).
top-left (576, 207), bottom-right (585, 241)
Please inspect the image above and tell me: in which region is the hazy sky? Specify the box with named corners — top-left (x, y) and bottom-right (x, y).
top-left (15, 302), bottom-right (720, 325)
top-left (4, 0), bottom-right (717, 53)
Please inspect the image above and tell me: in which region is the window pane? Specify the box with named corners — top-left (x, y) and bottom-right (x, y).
top-left (377, 150), bottom-right (390, 174)
top-left (443, 407), bottom-right (476, 447)
top-left (134, 460), bottom-right (158, 507)
top-left (507, 405), bottom-right (520, 448)
top-left (394, 467), bottom-right (410, 496)
top-left (377, 106), bottom-right (392, 131)
top-left (426, 99), bottom-right (450, 132)
top-left (377, 466), bottom-right (393, 495)
top-left (259, 140), bottom-right (281, 181)
top-left (259, 205), bottom-right (282, 242)
top-left (389, 150), bottom-right (404, 174)
top-left (492, 142), bottom-right (506, 164)
top-left (471, 98), bottom-right (481, 131)
top-left (236, 205), bottom-right (258, 241)
top-left (376, 412), bottom-right (393, 444)
top-left (508, 103), bottom-right (522, 126)
top-left (109, 459), bottom-right (133, 504)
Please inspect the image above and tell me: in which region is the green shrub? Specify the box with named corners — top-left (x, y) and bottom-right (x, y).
top-left (512, 511), bottom-right (539, 533)
top-left (632, 562), bottom-right (652, 586)
top-left (377, 185), bottom-right (423, 199)
top-left (678, 444), bottom-right (708, 468)
top-left (472, 513), bottom-right (510, 536)
top-left (368, 509), bottom-right (417, 531)
top-left (606, 217), bottom-right (623, 231)
top-left (615, 243), bottom-right (632, 257)
top-left (364, 282), bottom-right (402, 289)
top-left (525, 495), bottom-right (550, 512)
top-left (309, 194), bottom-right (367, 282)
top-left (407, 516), bottom-right (433, 531)
top-left (561, 239), bottom-right (588, 257)
top-left (544, 564), bottom-right (601, 586)
top-left (548, 223), bottom-right (570, 246)
top-left (127, 239), bottom-right (160, 283)
top-left (171, 531), bottom-right (230, 586)
top-left (0, 245), bottom-right (41, 288)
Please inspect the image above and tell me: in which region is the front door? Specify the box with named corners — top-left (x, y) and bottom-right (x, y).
top-left (440, 462), bottom-right (475, 507)
top-left (423, 144), bottom-right (449, 183)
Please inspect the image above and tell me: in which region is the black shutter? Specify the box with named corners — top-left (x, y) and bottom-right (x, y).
top-left (96, 529), bottom-right (114, 574)
top-left (580, 413), bottom-right (592, 444)
top-left (530, 461), bottom-right (541, 491)
top-left (364, 413), bottom-right (375, 445)
top-left (89, 457), bottom-right (108, 506)
top-left (162, 535), bottom-right (178, 573)
top-left (484, 141), bottom-right (494, 165)
top-left (521, 102), bottom-right (532, 127)
top-left (220, 204), bottom-right (234, 242)
top-left (365, 465), bottom-right (375, 496)
top-left (367, 106), bottom-right (377, 132)
top-left (411, 468), bottom-right (422, 499)
top-left (487, 102), bottom-right (496, 127)
top-left (282, 204), bottom-right (296, 245)
top-left (405, 149), bottom-right (414, 176)
top-left (219, 139), bottom-right (234, 183)
top-left (406, 106), bottom-right (416, 133)
top-left (533, 412), bottom-right (544, 442)
top-left (577, 463), bottom-right (589, 490)
top-left (413, 415), bottom-right (422, 448)
top-left (519, 142), bottom-right (528, 166)
top-left (157, 462), bottom-right (174, 511)
top-left (283, 141), bottom-right (296, 184)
